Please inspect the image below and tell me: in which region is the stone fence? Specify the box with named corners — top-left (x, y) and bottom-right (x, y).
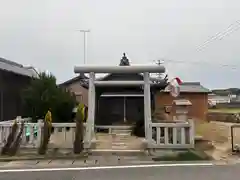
top-left (0, 119), bottom-right (86, 149)
top-left (207, 112), bottom-right (240, 123)
top-left (213, 102), bottom-right (240, 109)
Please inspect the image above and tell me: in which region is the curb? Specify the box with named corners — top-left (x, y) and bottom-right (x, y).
top-left (88, 150), bottom-right (147, 156)
top-left (0, 154), bottom-right (88, 162)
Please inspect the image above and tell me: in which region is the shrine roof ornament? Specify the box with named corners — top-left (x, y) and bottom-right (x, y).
top-left (119, 53), bottom-right (130, 66)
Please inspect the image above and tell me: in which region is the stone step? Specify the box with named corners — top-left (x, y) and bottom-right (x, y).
top-left (96, 143), bottom-right (145, 150)
top-left (112, 142), bottom-right (126, 146)
top-left (111, 129), bottom-right (132, 134)
top-left (96, 133), bottom-right (131, 138)
top-left (112, 133), bottom-right (132, 136)
top-left (114, 135), bottom-right (129, 138)
top-left (95, 139), bottom-right (135, 143)
top-left (112, 140), bottom-right (129, 143)
top-left (115, 141), bottom-right (129, 143)
top-left (111, 128), bottom-right (132, 131)
top-left (97, 138), bottom-right (140, 142)
top-left (112, 133), bottom-right (132, 137)
top-left (112, 133), bottom-right (131, 136)
top-left (99, 138), bottom-right (139, 143)
top-left (112, 141), bottom-right (131, 144)
top-left (96, 140), bottom-right (134, 144)
top-left (94, 132), bottom-right (145, 150)
top-left (112, 137), bottom-right (131, 141)
top-left (111, 132), bottom-right (132, 136)
top-left (112, 146), bottom-right (128, 150)
top-left (112, 130), bottom-right (131, 133)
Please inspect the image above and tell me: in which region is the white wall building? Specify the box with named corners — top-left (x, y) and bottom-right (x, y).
top-left (208, 93), bottom-right (231, 105)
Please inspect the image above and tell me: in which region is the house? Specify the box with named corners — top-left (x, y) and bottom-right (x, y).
top-left (0, 57), bottom-right (38, 121)
top-left (211, 88), bottom-right (240, 103)
top-left (208, 93), bottom-right (231, 105)
top-left (58, 74), bottom-right (89, 106)
top-left (155, 82), bottom-right (211, 120)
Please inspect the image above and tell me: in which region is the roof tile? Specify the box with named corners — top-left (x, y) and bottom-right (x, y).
top-left (164, 82), bottom-right (210, 93)
top-left (0, 57), bottom-right (38, 78)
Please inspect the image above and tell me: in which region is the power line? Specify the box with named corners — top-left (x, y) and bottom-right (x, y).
top-left (164, 21), bottom-right (240, 70)
top-left (197, 21), bottom-right (240, 51)
top-left (162, 59), bottom-right (238, 70)
top-left (197, 22), bottom-right (237, 49)
top-left (156, 21), bottom-right (240, 70)
top-left (153, 60), bottom-right (165, 78)
top-left (196, 20), bottom-right (240, 52)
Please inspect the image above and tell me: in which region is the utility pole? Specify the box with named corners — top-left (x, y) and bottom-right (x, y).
top-left (79, 29), bottom-right (90, 64)
top-left (155, 59), bottom-right (163, 78)
top-left (155, 59), bottom-right (162, 66)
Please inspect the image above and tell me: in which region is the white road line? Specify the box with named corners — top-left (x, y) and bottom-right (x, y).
top-left (0, 163), bottom-right (215, 173)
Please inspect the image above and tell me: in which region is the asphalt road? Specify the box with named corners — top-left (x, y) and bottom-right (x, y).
top-left (0, 163), bottom-right (239, 180)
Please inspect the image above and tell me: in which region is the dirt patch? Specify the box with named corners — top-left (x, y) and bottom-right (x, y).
top-left (195, 121), bottom-right (229, 143)
top-left (195, 121), bottom-right (240, 161)
top-left (207, 112), bottom-right (240, 123)
top-left (195, 140), bottom-right (214, 151)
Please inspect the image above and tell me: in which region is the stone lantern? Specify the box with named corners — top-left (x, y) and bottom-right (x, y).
top-left (172, 99), bottom-right (192, 121)
top-left (172, 99), bottom-right (192, 144)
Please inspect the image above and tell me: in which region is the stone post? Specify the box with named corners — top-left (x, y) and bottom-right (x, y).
top-left (144, 72), bottom-right (151, 141)
top-left (85, 72), bottom-right (95, 149)
top-left (36, 120), bottom-right (43, 148)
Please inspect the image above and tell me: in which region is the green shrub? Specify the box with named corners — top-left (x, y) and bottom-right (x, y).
top-left (22, 72), bottom-right (76, 123)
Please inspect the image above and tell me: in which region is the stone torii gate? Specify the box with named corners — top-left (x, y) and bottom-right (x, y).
top-left (74, 65), bottom-right (165, 149)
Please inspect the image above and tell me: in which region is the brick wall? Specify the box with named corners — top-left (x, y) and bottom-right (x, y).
top-left (155, 92), bottom-right (208, 120)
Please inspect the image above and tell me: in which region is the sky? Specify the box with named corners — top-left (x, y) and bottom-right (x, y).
top-left (0, 0), bottom-right (240, 89)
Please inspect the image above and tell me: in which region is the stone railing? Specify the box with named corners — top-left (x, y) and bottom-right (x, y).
top-left (148, 120), bottom-right (195, 149)
top-left (0, 116), bottom-right (32, 124)
top-left (0, 120), bottom-right (86, 149)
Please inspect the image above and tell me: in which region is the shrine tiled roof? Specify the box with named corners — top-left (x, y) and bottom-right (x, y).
top-left (164, 82), bottom-right (210, 93)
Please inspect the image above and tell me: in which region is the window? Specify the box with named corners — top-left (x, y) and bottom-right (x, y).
top-left (74, 92), bottom-right (83, 102)
top-left (76, 94), bottom-right (83, 102)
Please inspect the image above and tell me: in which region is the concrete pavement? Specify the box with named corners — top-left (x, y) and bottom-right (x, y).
top-left (0, 163), bottom-right (239, 180)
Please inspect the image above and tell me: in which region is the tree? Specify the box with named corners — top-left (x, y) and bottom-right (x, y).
top-left (22, 72), bottom-right (76, 123)
top-left (54, 88), bottom-right (77, 122)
